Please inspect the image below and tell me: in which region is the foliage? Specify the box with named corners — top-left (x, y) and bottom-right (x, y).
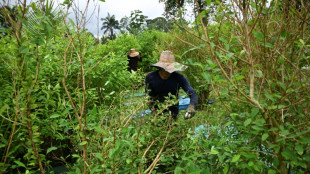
top-left (167, 0), bottom-right (310, 173)
top-left (0, 5), bottom-right (18, 32)
top-left (146, 17), bottom-right (173, 32)
top-left (100, 30), bottom-right (173, 72)
top-left (160, 0), bottom-right (226, 20)
top-left (0, 0), bottom-right (309, 174)
top-left (0, 1), bottom-right (134, 173)
top-left (100, 13), bottom-right (120, 40)
top-left (120, 10), bottom-right (148, 35)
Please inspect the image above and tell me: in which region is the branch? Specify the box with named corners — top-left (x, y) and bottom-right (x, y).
top-left (144, 128), bottom-right (171, 174)
top-left (0, 114), bottom-right (25, 126)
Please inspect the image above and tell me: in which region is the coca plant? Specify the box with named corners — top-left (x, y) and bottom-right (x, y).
top-left (168, 0), bottom-right (310, 173)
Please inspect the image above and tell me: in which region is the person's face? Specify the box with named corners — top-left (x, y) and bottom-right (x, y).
top-left (159, 68), bottom-right (171, 80)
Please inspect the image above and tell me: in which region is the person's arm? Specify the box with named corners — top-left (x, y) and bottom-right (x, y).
top-left (180, 75), bottom-right (198, 107)
top-left (145, 73), bottom-right (156, 110)
top-left (179, 75), bottom-right (198, 119)
top-left (138, 52), bottom-right (142, 62)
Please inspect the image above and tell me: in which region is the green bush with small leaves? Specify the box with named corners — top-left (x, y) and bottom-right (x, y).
top-left (0, 1), bottom-right (309, 174)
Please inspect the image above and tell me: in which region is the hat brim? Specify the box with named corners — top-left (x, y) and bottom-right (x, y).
top-left (152, 62), bottom-right (188, 73)
top-left (129, 52), bottom-right (139, 57)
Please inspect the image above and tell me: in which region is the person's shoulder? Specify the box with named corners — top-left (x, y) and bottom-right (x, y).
top-left (172, 72), bottom-right (188, 82)
top-left (172, 72), bottom-right (185, 78)
top-left (146, 71), bottom-right (158, 78)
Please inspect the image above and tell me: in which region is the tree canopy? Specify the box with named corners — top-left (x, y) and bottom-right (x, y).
top-left (100, 12), bottom-right (120, 40)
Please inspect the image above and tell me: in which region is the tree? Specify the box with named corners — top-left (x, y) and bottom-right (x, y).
top-left (0, 5), bottom-right (18, 28)
top-left (119, 16), bottom-right (130, 33)
top-left (160, 0), bottom-right (186, 18)
top-left (100, 13), bottom-right (120, 40)
top-left (0, 5), bottom-right (18, 37)
top-left (171, 0), bottom-right (310, 173)
top-left (160, 0), bottom-right (226, 23)
top-left (146, 17), bottom-right (173, 32)
top-left (120, 10), bottom-right (148, 35)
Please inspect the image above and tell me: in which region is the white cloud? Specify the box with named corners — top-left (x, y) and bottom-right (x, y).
top-left (5, 0), bottom-right (166, 35)
top-left (62, 0), bottom-right (166, 35)
top-left (101, 0), bottom-right (165, 20)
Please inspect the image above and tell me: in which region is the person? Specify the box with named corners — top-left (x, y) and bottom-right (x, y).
top-left (127, 48), bottom-right (142, 71)
top-left (145, 50), bottom-right (198, 120)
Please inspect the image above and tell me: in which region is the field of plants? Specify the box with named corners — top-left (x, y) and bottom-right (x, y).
top-left (0, 0), bottom-right (309, 173)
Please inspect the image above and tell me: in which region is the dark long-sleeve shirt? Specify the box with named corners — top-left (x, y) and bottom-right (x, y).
top-left (145, 70), bottom-right (198, 116)
top-left (127, 54), bottom-right (141, 71)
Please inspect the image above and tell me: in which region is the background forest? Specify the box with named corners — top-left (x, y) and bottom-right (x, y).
top-left (0, 0), bottom-right (309, 173)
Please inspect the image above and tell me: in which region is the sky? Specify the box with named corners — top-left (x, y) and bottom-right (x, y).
top-left (99, 0), bottom-right (165, 20)
top-left (4, 0), bottom-right (166, 36)
top-left (62, 0), bottom-right (166, 36)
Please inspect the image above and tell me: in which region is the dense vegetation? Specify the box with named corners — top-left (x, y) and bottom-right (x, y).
top-left (0, 0), bottom-right (309, 173)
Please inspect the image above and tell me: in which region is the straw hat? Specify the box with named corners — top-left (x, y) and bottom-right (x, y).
top-left (128, 48), bottom-right (139, 57)
top-left (152, 50), bottom-right (188, 73)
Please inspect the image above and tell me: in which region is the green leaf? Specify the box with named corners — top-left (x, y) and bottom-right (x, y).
top-left (265, 91), bottom-right (276, 102)
top-left (220, 89), bottom-right (229, 95)
top-left (219, 37), bottom-right (227, 43)
top-left (47, 147), bottom-right (58, 154)
top-left (226, 52), bottom-right (234, 58)
top-left (226, 11), bottom-right (234, 15)
top-left (250, 108), bottom-right (260, 117)
top-left (94, 153), bottom-right (103, 161)
top-left (255, 70), bottom-right (263, 78)
top-left (0, 104), bottom-right (8, 115)
top-left (268, 105), bottom-right (278, 110)
top-left (278, 82), bottom-right (286, 90)
top-left (296, 144), bottom-right (304, 155)
top-left (50, 113), bottom-right (60, 118)
top-left (300, 136), bottom-right (310, 143)
top-left (268, 169), bottom-right (276, 174)
top-left (248, 161), bottom-right (254, 166)
top-left (202, 72), bottom-right (211, 83)
top-left (206, 0), bottom-right (211, 6)
top-left (262, 133), bottom-right (269, 141)
top-left (74, 125), bottom-right (80, 130)
top-left (80, 141), bottom-right (87, 146)
top-left (268, 127), bottom-right (278, 131)
top-left (182, 44), bottom-right (206, 57)
top-left (231, 154), bottom-right (240, 162)
top-left (254, 118), bottom-right (265, 126)
top-left (281, 149), bottom-right (295, 160)
top-left (263, 42), bottom-right (273, 48)
top-left (252, 125), bottom-right (264, 131)
top-left (14, 160), bottom-right (26, 168)
top-left (0, 28), bottom-right (6, 32)
top-left (304, 154), bottom-right (310, 162)
top-left (210, 146), bottom-right (219, 154)
top-left (72, 154), bottom-right (80, 158)
top-left (223, 164), bottom-right (229, 174)
top-left (210, 149), bottom-right (219, 155)
top-left (19, 46), bottom-right (29, 54)
top-left (280, 129), bottom-right (289, 136)
top-left (126, 158), bottom-right (132, 164)
top-left (175, 166), bottom-right (182, 174)
top-left (253, 30), bottom-right (264, 40)
top-left (278, 58), bottom-right (285, 64)
top-left (233, 75), bottom-right (244, 81)
top-left (244, 118), bottom-right (252, 126)
top-left (225, 121), bottom-right (233, 127)
top-left (206, 59), bottom-right (215, 66)
top-left (210, 42), bottom-right (215, 48)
